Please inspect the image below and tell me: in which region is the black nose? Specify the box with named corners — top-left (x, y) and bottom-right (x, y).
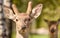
top-left (50, 28), bottom-right (55, 33)
top-left (22, 26), bottom-right (26, 30)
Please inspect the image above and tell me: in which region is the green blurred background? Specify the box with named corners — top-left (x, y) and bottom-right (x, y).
top-left (12, 0), bottom-right (60, 38)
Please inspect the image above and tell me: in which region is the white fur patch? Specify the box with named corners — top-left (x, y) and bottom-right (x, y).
top-left (32, 4), bottom-right (43, 18)
top-left (9, 9), bottom-right (16, 20)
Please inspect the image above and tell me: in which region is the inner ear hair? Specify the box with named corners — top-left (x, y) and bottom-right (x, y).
top-left (3, 4), bottom-right (15, 15)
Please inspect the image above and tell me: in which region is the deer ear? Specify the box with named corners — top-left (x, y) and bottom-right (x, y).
top-left (12, 4), bottom-right (20, 15)
top-left (26, 1), bottom-right (32, 14)
top-left (4, 7), bottom-right (16, 21)
top-left (30, 4), bottom-right (43, 18)
top-left (44, 19), bottom-right (49, 23)
top-left (58, 19), bottom-right (60, 23)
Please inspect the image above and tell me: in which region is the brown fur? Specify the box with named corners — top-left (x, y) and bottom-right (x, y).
top-left (44, 19), bottom-right (60, 38)
top-left (4, 1), bottom-right (43, 38)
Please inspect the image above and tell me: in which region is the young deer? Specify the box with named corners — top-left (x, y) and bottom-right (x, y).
top-left (4, 1), bottom-right (43, 38)
top-left (44, 19), bottom-right (60, 38)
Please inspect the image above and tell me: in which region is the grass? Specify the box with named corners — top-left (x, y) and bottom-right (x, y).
top-left (12, 32), bottom-right (60, 38)
top-left (12, 33), bottom-right (49, 38)
top-left (29, 34), bottom-right (49, 38)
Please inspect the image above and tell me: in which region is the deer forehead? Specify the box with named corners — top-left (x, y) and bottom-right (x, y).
top-left (16, 13), bottom-right (30, 19)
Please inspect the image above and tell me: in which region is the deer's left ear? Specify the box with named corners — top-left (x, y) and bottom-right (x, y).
top-left (30, 4), bottom-right (43, 18)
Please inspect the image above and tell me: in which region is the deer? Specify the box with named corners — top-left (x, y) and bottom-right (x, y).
top-left (3, 1), bottom-right (43, 38)
top-left (44, 19), bottom-right (60, 38)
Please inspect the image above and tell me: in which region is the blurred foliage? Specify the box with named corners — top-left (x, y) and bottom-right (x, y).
top-left (12, 0), bottom-right (60, 28)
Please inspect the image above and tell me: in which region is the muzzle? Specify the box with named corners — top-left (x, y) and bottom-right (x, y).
top-left (50, 28), bottom-right (56, 33)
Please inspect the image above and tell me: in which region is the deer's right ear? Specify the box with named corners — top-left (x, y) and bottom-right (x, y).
top-left (58, 19), bottom-right (60, 23)
top-left (44, 19), bottom-right (49, 23)
top-left (4, 7), bottom-right (16, 21)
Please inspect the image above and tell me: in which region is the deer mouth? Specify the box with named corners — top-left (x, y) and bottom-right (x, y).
top-left (18, 26), bottom-right (27, 33)
top-left (21, 26), bottom-right (26, 31)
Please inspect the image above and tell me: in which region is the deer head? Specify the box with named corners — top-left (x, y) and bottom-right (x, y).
top-left (44, 19), bottom-right (60, 33)
top-left (4, 1), bottom-right (43, 38)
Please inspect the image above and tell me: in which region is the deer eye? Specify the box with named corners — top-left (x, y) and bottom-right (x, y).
top-left (28, 18), bottom-right (31, 21)
top-left (27, 18), bottom-right (30, 21)
top-left (24, 18), bottom-right (31, 22)
top-left (16, 19), bottom-right (18, 21)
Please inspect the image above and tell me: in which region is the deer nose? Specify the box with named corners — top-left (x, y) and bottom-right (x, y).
top-left (22, 26), bottom-right (26, 30)
top-left (50, 28), bottom-right (56, 33)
